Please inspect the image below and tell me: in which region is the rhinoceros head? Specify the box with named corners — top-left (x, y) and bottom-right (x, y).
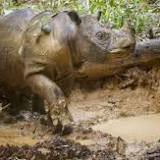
top-left (73, 14), bottom-right (136, 66)
top-left (22, 11), bottom-right (135, 73)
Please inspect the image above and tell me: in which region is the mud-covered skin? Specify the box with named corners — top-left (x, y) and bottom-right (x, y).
top-left (0, 9), bottom-right (135, 132)
top-left (0, 8), bottom-right (36, 88)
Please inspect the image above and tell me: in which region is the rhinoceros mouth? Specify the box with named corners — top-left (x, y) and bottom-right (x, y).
top-left (108, 45), bottom-right (134, 54)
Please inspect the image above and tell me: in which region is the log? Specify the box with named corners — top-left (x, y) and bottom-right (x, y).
top-left (76, 38), bottom-right (160, 80)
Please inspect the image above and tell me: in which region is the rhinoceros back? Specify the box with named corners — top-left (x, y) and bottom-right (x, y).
top-left (0, 8), bottom-right (36, 88)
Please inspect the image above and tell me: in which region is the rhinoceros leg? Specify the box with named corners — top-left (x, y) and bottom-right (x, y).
top-left (26, 74), bottom-right (73, 133)
top-left (32, 94), bottom-right (45, 114)
top-left (7, 91), bottom-right (28, 115)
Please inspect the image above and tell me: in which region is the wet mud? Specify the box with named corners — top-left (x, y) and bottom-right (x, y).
top-left (0, 66), bottom-right (160, 159)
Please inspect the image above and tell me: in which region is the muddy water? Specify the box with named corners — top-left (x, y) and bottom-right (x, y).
top-left (92, 114), bottom-right (160, 143)
top-left (0, 126), bottom-right (38, 146)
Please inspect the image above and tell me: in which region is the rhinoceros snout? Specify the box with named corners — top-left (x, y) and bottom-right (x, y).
top-left (106, 21), bottom-right (136, 54)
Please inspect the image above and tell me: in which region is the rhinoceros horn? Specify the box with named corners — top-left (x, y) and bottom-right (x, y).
top-left (121, 21), bottom-right (135, 34)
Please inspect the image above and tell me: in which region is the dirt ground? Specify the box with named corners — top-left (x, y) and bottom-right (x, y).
top-left (0, 66), bottom-right (160, 159)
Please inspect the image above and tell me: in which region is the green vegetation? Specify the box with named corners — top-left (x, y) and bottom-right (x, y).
top-left (0, 0), bottom-right (159, 34)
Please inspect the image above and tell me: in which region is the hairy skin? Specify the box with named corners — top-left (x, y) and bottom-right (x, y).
top-left (0, 9), bottom-right (135, 132)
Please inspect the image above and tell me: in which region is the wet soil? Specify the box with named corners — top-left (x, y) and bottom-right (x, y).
top-left (93, 113), bottom-right (160, 143)
top-left (0, 66), bottom-right (160, 159)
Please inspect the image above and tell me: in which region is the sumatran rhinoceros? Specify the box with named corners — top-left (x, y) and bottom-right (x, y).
top-left (0, 8), bottom-right (135, 132)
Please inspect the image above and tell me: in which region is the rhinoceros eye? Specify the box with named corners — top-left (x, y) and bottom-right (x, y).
top-left (96, 31), bottom-right (109, 41)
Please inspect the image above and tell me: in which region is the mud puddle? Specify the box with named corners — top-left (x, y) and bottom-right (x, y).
top-left (0, 125), bottom-right (39, 146)
top-left (93, 113), bottom-right (160, 143)
top-left (0, 115), bottom-right (51, 146)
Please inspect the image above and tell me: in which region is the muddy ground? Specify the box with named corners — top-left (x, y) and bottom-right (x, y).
top-left (0, 66), bottom-right (160, 159)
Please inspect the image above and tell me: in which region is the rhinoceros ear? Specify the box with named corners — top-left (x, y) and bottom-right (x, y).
top-left (41, 24), bottom-right (51, 34)
top-left (68, 11), bottom-right (81, 25)
top-left (97, 11), bottom-right (102, 21)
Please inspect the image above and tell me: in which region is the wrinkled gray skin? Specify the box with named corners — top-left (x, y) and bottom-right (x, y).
top-left (0, 9), bottom-right (135, 132)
